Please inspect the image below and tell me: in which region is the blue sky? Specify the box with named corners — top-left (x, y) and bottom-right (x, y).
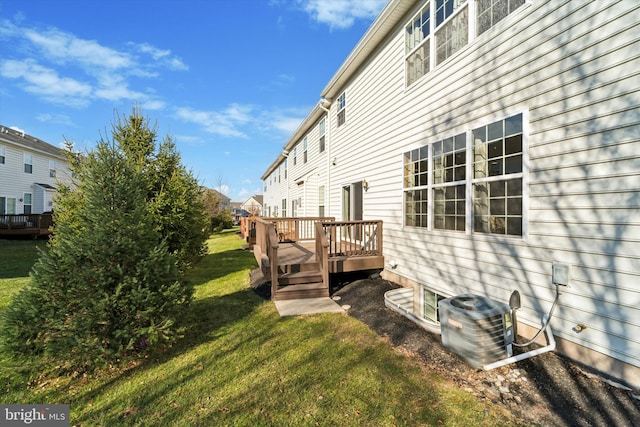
top-left (0, 0), bottom-right (386, 202)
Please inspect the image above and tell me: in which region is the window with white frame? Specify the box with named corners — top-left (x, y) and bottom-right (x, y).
top-left (23, 193), bottom-right (32, 214)
top-left (303, 137), bottom-right (308, 163)
top-left (24, 153), bottom-right (33, 174)
top-left (403, 112), bottom-right (524, 236)
top-left (282, 199), bottom-right (287, 217)
top-left (472, 113), bottom-right (524, 235)
top-left (432, 133), bottom-right (466, 231)
top-left (337, 92), bottom-right (346, 127)
top-left (49, 160), bottom-right (57, 178)
top-left (405, 0), bottom-right (526, 86)
top-left (405, 4), bottom-right (431, 86)
top-left (0, 146), bottom-right (5, 164)
top-left (284, 159), bottom-right (288, 179)
top-left (403, 146), bottom-right (429, 227)
top-left (318, 185), bottom-right (325, 217)
top-left (435, 0), bottom-right (468, 65)
top-left (293, 146), bottom-right (297, 166)
top-left (422, 287), bottom-right (446, 323)
top-left (476, 0), bottom-right (526, 36)
top-left (319, 119), bottom-right (326, 153)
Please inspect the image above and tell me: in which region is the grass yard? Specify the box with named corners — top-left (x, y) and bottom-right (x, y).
top-left (0, 230), bottom-right (521, 426)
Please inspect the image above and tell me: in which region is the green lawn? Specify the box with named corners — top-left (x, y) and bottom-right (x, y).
top-left (0, 230), bottom-right (521, 426)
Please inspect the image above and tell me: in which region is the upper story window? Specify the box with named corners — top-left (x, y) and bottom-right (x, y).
top-left (319, 119), bottom-right (326, 153)
top-left (0, 146), bottom-right (5, 164)
top-left (435, 0), bottom-right (468, 65)
top-left (337, 92), bottom-right (346, 127)
top-left (49, 160), bottom-right (57, 178)
top-left (293, 146), bottom-right (298, 166)
top-left (405, 0), bottom-right (526, 86)
top-left (303, 137), bottom-right (308, 163)
top-left (284, 159), bottom-right (288, 179)
top-left (477, 0), bottom-right (526, 36)
top-left (24, 153), bottom-right (33, 174)
top-left (278, 165), bottom-right (281, 183)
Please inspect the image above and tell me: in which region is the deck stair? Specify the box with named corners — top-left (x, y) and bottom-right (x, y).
top-left (274, 261), bottom-right (328, 300)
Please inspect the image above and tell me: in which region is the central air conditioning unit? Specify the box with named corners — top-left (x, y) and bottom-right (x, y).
top-left (439, 294), bottom-right (514, 369)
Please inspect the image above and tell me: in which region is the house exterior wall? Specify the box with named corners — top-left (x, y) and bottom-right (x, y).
top-left (0, 126), bottom-right (71, 214)
top-left (262, 0), bottom-right (640, 387)
top-left (263, 114), bottom-right (329, 218)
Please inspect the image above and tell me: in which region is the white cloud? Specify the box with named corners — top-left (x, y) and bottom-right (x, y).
top-left (36, 112), bottom-right (76, 127)
top-left (175, 104), bottom-right (253, 138)
top-left (133, 42), bottom-right (189, 71)
top-left (1, 58), bottom-right (92, 107)
top-left (0, 19), bottom-right (188, 107)
top-left (142, 99), bottom-right (166, 111)
top-left (298, 0), bottom-right (386, 30)
top-left (23, 27), bottom-right (133, 70)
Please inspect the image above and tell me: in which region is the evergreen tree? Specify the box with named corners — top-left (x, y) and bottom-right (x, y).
top-left (1, 138), bottom-right (191, 368)
top-left (112, 109), bottom-right (208, 270)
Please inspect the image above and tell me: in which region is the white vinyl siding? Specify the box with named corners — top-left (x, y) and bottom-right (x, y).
top-left (261, 0), bottom-right (640, 383)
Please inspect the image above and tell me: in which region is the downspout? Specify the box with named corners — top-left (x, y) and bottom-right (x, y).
top-left (319, 97), bottom-right (332, 216)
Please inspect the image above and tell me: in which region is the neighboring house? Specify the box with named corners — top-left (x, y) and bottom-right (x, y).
top-left (0, 125), bottom-right (71, 215)
top-left (261, 1), bottom-right (640, 388)
top-left (230, 202), bottom-right (245, 224)
top-left (241, 195), bottom-right (263, 217)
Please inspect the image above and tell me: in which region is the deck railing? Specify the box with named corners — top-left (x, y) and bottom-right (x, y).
top-left (0, 213), bottom-right (53, 235)
top-left (320, 220), bottom-right (383, 257)
top-left (315, 221), bottom-right (329, 290)
top-left (264, 217), bottom-right (336, 242)
top-left (249, 216), bottom-right (383, 298)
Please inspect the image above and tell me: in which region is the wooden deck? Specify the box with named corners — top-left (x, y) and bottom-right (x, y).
top-left (242, 217), bottom-right (384, 301)
top-left (0, 214), bottom-right (53, 237)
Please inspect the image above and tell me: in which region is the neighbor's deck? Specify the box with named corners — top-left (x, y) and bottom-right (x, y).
top-left (0, 214), bottom-right (53, 237)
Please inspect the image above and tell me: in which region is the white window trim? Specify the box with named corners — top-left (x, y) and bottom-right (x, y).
top-left (402, 110), bottom-right (528, 240)
top-left (405, 0), bottom-right (532, 89)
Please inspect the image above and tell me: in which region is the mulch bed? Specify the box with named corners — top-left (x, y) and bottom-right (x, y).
top-left (331, 276), bottom-right (640, 427)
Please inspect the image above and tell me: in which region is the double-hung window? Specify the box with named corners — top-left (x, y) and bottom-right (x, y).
top-left (476, 0), bottom-right (526, 36)
top-left (49, 160), bottom-right (57, 178)
top-left (24, 153), bottom-right (33, 174)
top-left (405, 4), bottom-right (431, 86)
top-left (319, 119), bottom-right (326, 153)
top-left (337, 92), bottom-right (346, 127)
top-left (405, 0), bottom-right (527, 86)
top-left (282, 199), bottom-right (287, 217)
top-left (472, 113), bottom-right (524, 235)
top-left (432, 133), bottom-right (466, 231)
top-left (303, 137), bottom-right (308, 163)
top-left (404, 112), bottom-right (525, 237)
top-left (0, 146), bottom-right (5, 164)
top-left (23, 193), bottom-right (32, 214)
top-left (434, 0), bottom-right (468, 65)
top-left (404, 146), bottom-right (429, 227)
